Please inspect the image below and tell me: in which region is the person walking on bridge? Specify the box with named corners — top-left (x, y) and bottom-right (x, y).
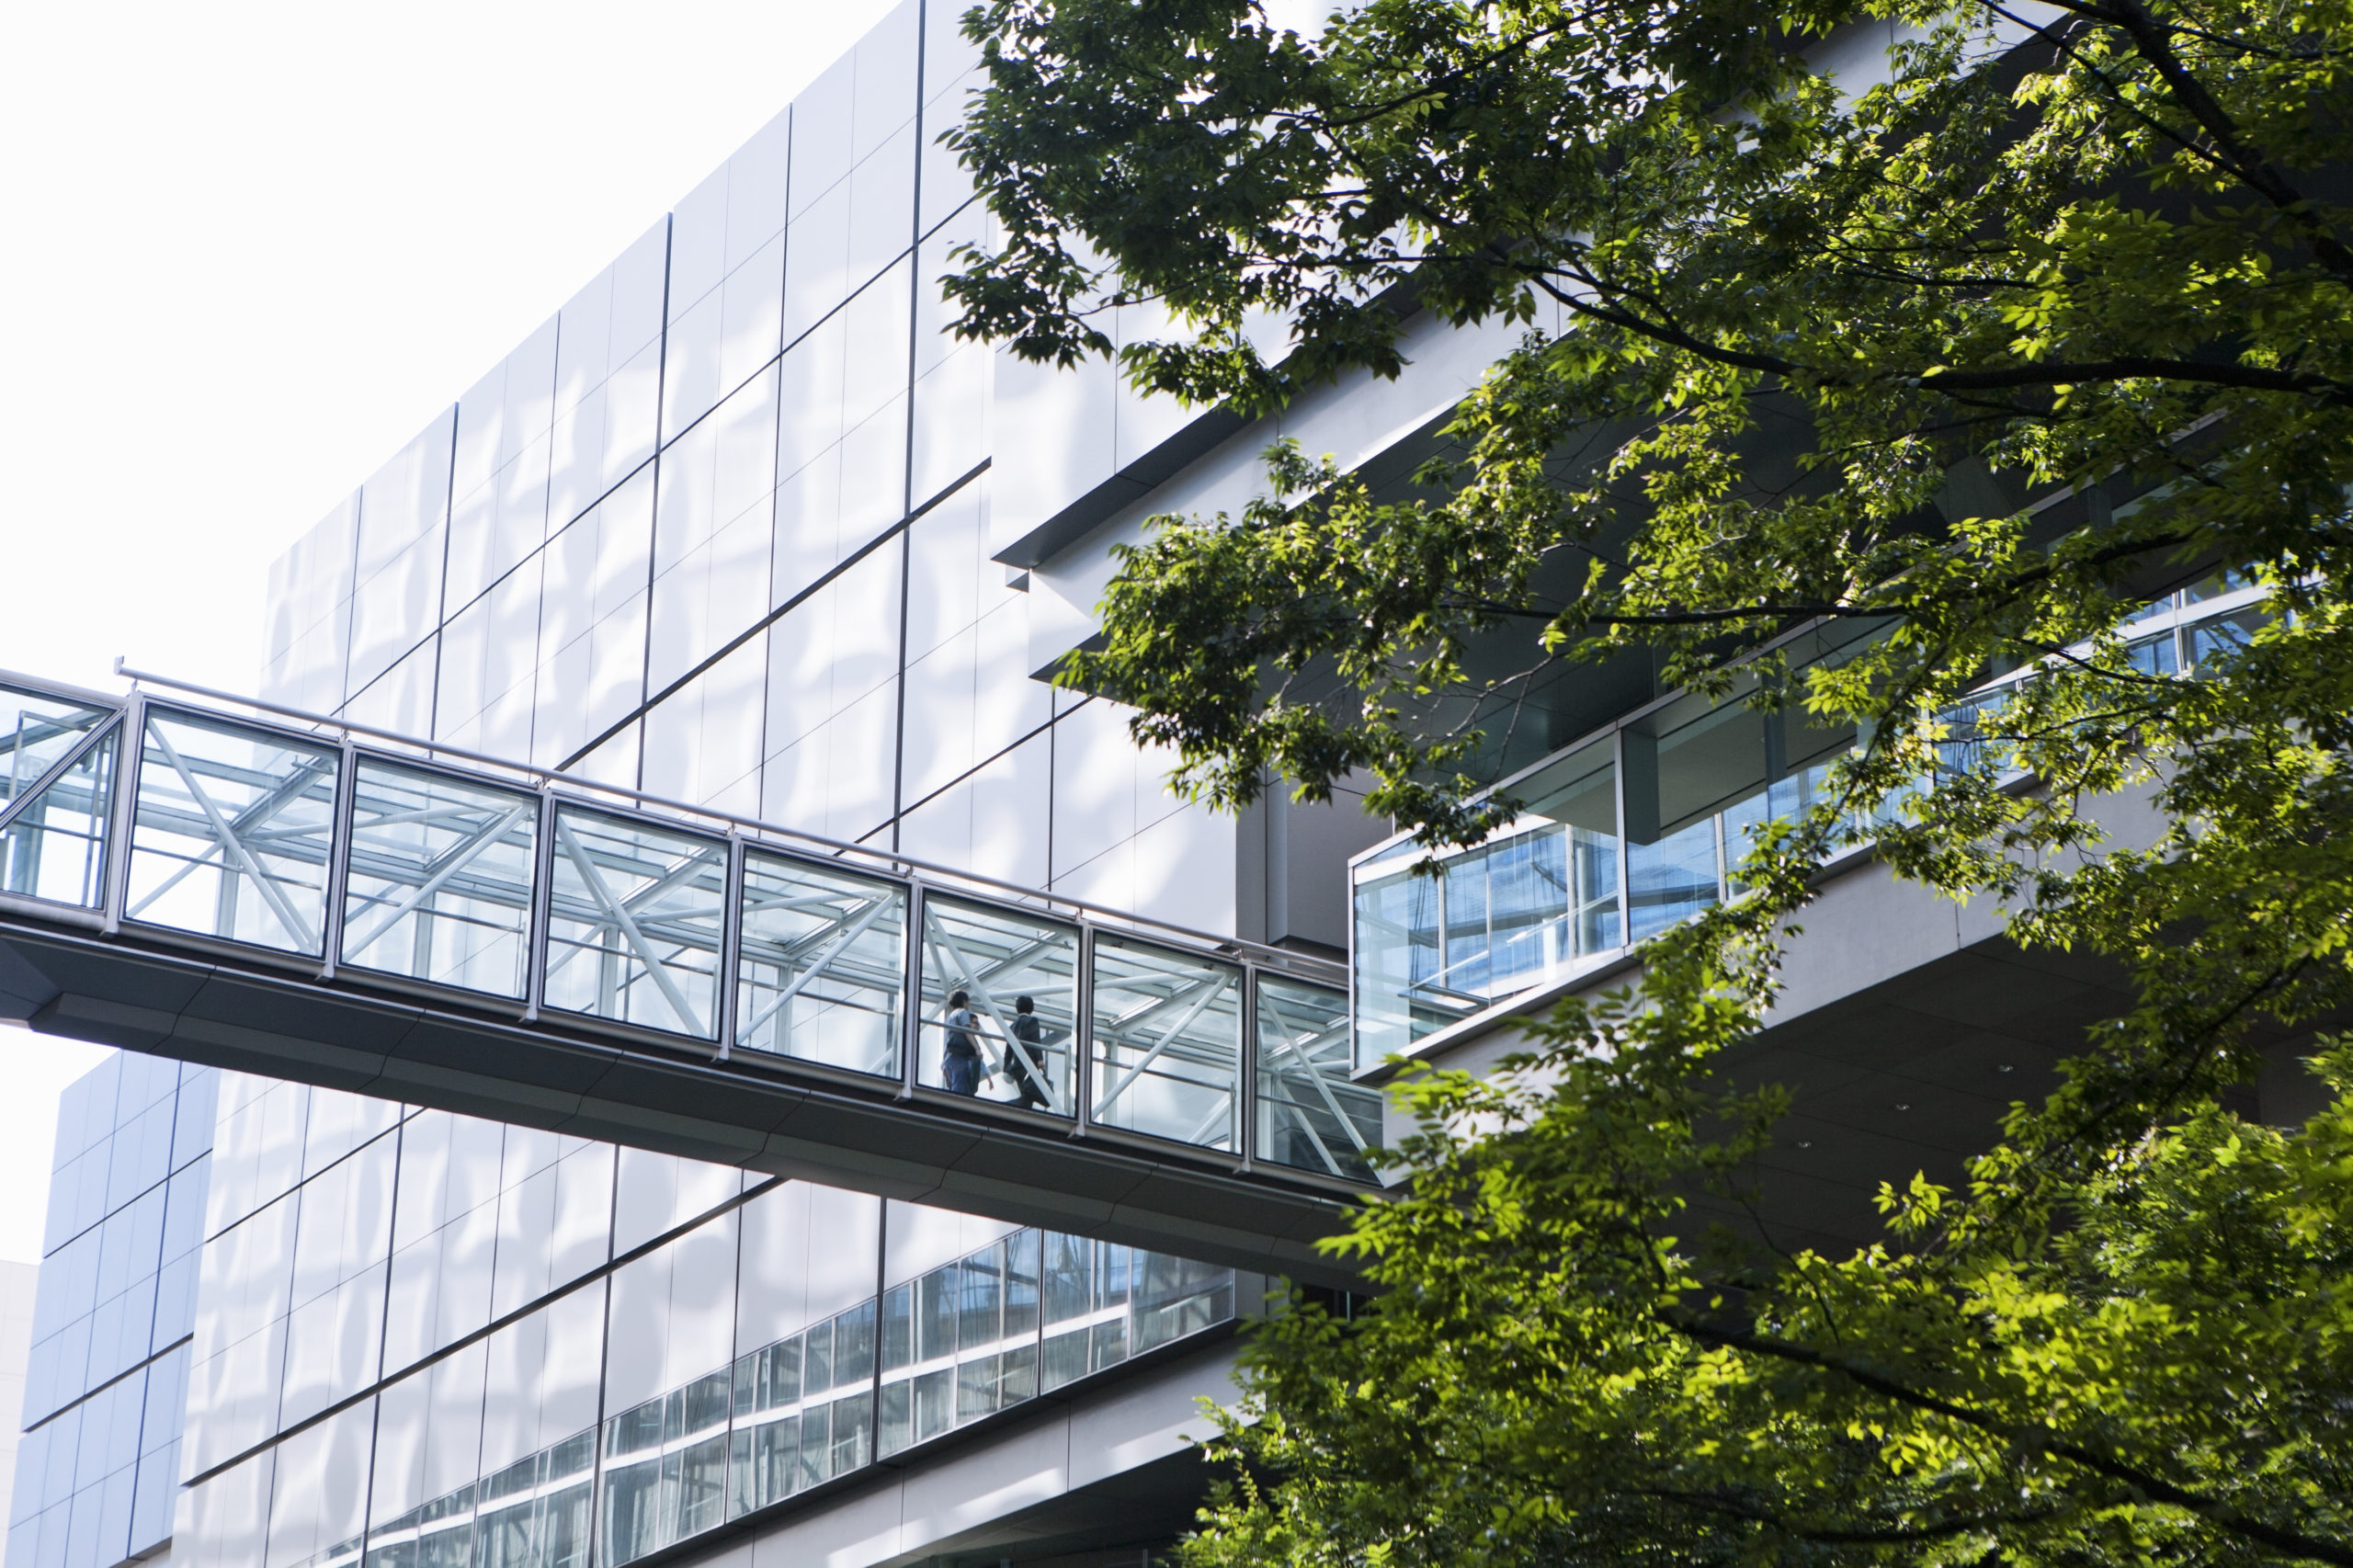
top-left (941, 990), bottom-right (986, 1096)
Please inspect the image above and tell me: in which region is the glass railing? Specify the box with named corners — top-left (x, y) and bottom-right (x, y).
top-left (1351, 578), bottom-right (2273, 1067)
top-left (0, 670), bottom-right (1368, 1186)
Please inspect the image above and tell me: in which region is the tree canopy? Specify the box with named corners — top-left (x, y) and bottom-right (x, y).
top-left (944, 0), bottom-right (2353, 1562)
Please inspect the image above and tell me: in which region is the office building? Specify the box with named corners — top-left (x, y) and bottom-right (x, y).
top-left (12, 6), bottom-right (2260, 1568)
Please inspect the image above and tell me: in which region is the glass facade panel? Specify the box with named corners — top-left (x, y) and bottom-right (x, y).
top-left (2189, 603), bottom-right (2267, 665)
top-left (725, 1294), bottom-right (876, 1514)
top-left (542, 806), bottom-right (727, 1039)
top-left (1441, 827), bottom-right (1571, 999)
top-left (1353, 739), bottom-right (1619, 1066)
top-left (1089, 936), bottom-right (1243, 1150)
top-left (0, 687), bottom-right (115, 809)
top-left (0, 720), bottom-right (117, 908)
top-left (96, 2), bottom-right (1402, 1556)
top-left (734, 852), bottom-right (905, 1077)
top-left (532, 467), bottom-right (654, 772)
top-left (341, 760), bottom-right (540, 997)
top-left (12, 1062), bottom-right (216, 1568)
top-left (128, 710), bottom-right (341, 955)
top-left (915, 896), bottom-right (1077, 1113)
top-left (1255, 975), bottom-right (1380, 1181)
top-left (1352, 864), bottom-right (1442, 1068)
top-left (339, 635), bottom-right (437, 739)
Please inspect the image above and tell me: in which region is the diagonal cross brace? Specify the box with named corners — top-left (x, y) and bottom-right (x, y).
top-left (554, 813), bottom-right (711, 1036)
top-left (1259, 997), bottom-right (1370, 1176)
top-left (0, 716), bottom-right (117, 838)
top-left (1093, 971), bottom-right (1231, 1119)
top-left (738, 892), bottom-right (895, 1045)
top-left (342, 802), bottom-right (534, 963)
top-left (144, 721), bottom-right (321, 952)
top-left (923, 916), bottom-right (1069, 1115)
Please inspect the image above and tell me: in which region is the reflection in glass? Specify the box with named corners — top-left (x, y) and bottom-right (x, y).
top-left (1038, 1234), bottom-right (1232, 1393)
top-left (0, 722), bottom-right (117, 908)
top-left (734, 853), bottom-right (904, 1076)
top-left (725, 1299), bottom-right (876, 1516)
top-left (1515, 740), bottom-right (1620, 932)
top-left (599, 1373), bottom-right (731, 1566)
top-left (1090, 936), bottom-right (1243, 1150)
top-left (2189, 604), bottom-right (2267, 667)
top-left (1931, 689), bottom-right (2011, 783)
top-left (1351, 866), bottom-right (1446, 1069)
top-left (127, 710), bottom-right (341, 955)
top-left (1442, 827), bottom-right (1573, 999)
top-left (1722, 763), bottom-right (1840, 885)
top-left (915, 897), bottom-right (1076, 1113)
top-left (340, 762), bottom-right (539, 996)
top-left (559, 1224), bottom-right (1233, 1538)
top-left (2127, 631), bottom-right (2181, 678)
top-left (360, 1428), bottom-right (591, 1568)
top-left (1628, 818), bottom-right (1721, 942)
top-left (879, 1230), bottom-right (1051, 1455)
top-left (1352, 743), bottom-right (1620, 1067)
top-left (1256, 976), bottom-right (1381, 1182)
top-left (543, 808), bottom-right (726, 1038)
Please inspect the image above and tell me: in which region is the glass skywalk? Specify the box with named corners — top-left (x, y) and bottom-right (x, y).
top-left (0, 668), bottom-right (1378, 1206)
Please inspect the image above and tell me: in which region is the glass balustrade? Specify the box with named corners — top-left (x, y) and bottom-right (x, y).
top-left (0, 684), bottom-right (116, 817)
top-left (1255, 975), bottom-right (1381, 1182)
top-left (1089, 935), bottom-right (1244, 1150)
top-left (914, 895), bottom-right (1078, 1115)
top-left (543, 807), bottom-right (728, 1040)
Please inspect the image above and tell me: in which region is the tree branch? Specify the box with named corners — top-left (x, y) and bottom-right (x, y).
top-left (1661, 1313), bottom-right (2353, 1568)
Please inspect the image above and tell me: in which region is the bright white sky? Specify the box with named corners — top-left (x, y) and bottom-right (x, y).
top-left (0, 0), bottom-right (897, 1264)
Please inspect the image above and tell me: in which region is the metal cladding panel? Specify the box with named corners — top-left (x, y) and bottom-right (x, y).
top-left (386, 1011), bottom-right (620, 1094)
top-left (0, 936), bottom-right (60, 1017)
top-left (768, 1093), bottom-right (985, 1172)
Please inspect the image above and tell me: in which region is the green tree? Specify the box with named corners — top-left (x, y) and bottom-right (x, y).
top-left (945, 0), bottom-right (2353, 1562)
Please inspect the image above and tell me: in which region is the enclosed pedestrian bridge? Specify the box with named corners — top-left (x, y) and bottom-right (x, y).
top-left (0, 668), bottom-right (1380, 1288)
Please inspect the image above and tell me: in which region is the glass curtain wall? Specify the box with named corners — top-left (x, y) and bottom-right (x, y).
top-left (6, 1056), bottom-right (215, 1568)
top-left (165, 1082), bottom-right (1247, 1568)
top-left (1354, 737), bottom-right (1619, 1064)
top-left (0, 683), bottom-right (120, 909)
top-left (341, 1217), bottom-right (1234, 1568)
